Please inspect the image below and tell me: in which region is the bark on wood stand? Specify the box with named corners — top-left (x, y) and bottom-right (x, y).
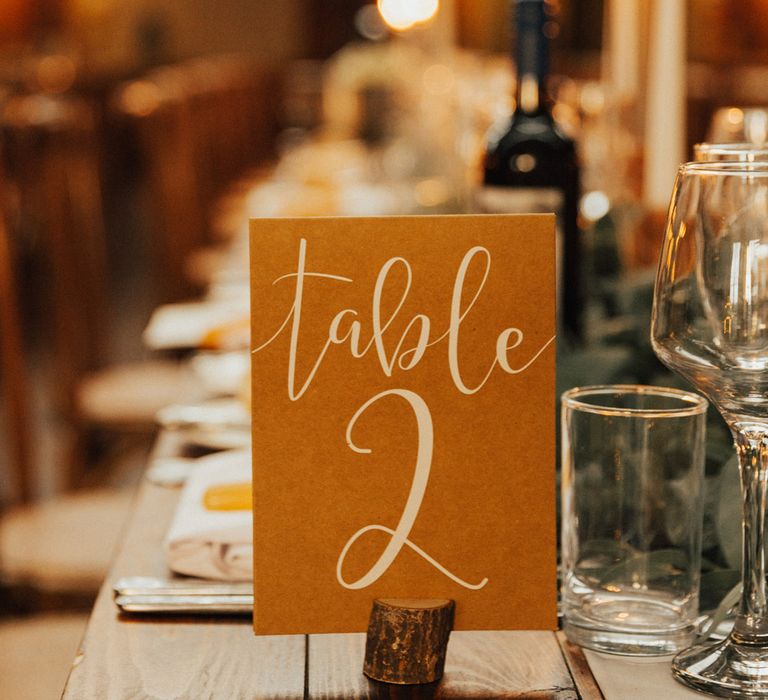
top-left (363, 599), bottom-right (455, 684)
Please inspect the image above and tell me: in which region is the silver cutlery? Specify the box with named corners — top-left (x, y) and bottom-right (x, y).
top-left (113, 576), bottom-right (252, 615)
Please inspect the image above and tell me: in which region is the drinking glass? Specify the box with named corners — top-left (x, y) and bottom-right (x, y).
top-left (707, 107), bottom-right (768, 146)
top-left (695, 143), bottom-right (768, 162)
top-left (561, 385), bottom-right (707, 656)
top-left (652, 161), bottom-right (768, 696)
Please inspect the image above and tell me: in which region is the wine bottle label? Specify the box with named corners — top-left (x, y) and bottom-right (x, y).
top-left (474, 186), bottom-right (563, 214)
top-left (475, 185), bottom-right (564, 327)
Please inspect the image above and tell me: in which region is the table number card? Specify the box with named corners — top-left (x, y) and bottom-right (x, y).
top-left (250, 215), bottom-right (556, 634)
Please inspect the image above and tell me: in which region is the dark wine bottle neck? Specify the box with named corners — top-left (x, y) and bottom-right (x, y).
top-left (514, 0), bottom-right (549, 116)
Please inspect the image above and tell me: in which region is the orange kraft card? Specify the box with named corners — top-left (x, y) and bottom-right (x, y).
top-left (250, 214), bottom-right (556, 634)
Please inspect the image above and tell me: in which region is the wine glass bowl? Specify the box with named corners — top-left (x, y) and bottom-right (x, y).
top-left (652, 161), bottom-right (768, 696)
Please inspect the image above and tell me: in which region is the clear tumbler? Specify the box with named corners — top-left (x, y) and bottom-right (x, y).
top-left (561, 385), bottom-right (707, 655)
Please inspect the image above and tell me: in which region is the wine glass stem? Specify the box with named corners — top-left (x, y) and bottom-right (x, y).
top-left (733, 425), bottom-right (768, 643)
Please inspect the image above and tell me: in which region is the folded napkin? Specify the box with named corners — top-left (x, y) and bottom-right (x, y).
top-left (189, 351), bottom-right (250, 396)
top-left (143, 298), bottom-right (249, 350)
top-left (164, 450), bottom-right (253, 581)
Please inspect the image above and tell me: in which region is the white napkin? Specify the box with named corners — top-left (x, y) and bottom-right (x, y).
top-left (143, 298), bottom-right (249, 350)
top-left (163, 450), bottom-right (253, 581)
top-left (189, 351), bottom-right (250, 396)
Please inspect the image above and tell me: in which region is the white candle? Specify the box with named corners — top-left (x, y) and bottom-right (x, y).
top-left (433, 0), bottom-right (455, 53)
top-left (643, 0), bottom-right (687, 211)
top-left (604, 0), bottom-right (640, 102)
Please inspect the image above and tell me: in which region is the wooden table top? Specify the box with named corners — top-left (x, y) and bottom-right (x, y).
top-left (61, 431), bottom-right (704, 699)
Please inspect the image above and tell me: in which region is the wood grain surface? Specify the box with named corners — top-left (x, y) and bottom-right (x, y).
top-left (60, 430), bottom-right (583, 699)
top-left (556, 631), bottom-right (605, 700)
top-left (309, 631), bottom-right (578, 699)
top-left (62, 433), bottom-right (305, 700)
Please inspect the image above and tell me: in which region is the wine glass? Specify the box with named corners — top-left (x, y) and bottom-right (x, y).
top-left (652, 161), bottom-right (768, 696)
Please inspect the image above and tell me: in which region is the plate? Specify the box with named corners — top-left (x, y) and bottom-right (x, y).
top-left (156, 399), bottom-right (251, 450)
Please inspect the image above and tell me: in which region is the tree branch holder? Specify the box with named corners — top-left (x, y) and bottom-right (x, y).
top-left (362, 598), bottom-right (455, 684)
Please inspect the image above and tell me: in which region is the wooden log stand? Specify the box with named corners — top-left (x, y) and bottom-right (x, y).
top-left (363, 598), bottom-right (455, 684)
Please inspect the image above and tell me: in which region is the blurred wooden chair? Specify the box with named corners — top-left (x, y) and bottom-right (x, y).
top-left (0, 92), bottom-right (190, 696)
top-left (0, 171), bottom-right (133, 605)
top-left (1, 93), bottom-right (107, 419)
top-left (0, 165), bottom-right (32, 509)
top-left (0, 169), bottom-right (93, 700)
top-left (115, 69), bottom-right (210, 302)
top-left (115, 57), bottom-right (279, 299)
top-left (0, 91), bottom-right (204, 487)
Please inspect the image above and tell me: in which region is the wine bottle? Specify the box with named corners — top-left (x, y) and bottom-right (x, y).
top-left (477, 0), bottom-right (581, 341)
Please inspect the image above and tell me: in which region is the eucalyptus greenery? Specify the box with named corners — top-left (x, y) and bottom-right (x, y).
top-left (561, 230), bottom-right (740, 620)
